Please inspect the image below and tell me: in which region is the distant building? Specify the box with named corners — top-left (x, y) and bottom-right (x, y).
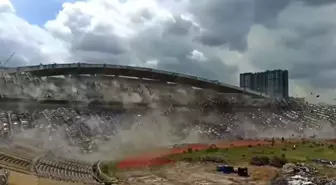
top-left (240, 69), bottom-right (289, 98)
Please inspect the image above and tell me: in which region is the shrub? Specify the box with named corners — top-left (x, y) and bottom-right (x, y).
top-left (269, 156), bottom-right (288, 168)
top-left (206, 144), bottom-right (219, 153)
top-left (260, 156), bottom-right (270, 165)
top-left (250, 156), bottom-right (270, 166)
top-left (200, 156), bottom-right (227, 163)
top-left (183, 157), bottom-right (193, 162)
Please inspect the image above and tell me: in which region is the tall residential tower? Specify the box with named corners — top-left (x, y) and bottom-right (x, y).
top-left (240, 69), bottom-right (289, 98)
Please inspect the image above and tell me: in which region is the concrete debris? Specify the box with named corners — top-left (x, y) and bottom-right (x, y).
top-left (288, 175), bottom-right (313, 185)
top-left (0, 72), bottom-right (335, 156)
top-left (272, 163), bottom-right (336, 185)
top-left (281, 163), bottom-right (297, 174)
top-left (0, 168), bottom-right (9, 185)
top-left (312, 159), bottom-right (336, 168)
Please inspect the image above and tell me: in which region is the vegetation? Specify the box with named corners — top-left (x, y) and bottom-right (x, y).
top-left (169, 140), bottom-right (336, 166)
top-left (102, 139), bottom-right (336, 179)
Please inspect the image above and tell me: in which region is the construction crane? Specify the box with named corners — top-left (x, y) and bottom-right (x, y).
top-left (0, 52), bottom-right (15, 67)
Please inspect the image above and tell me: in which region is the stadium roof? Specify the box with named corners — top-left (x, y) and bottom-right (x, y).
top-left (1, 63), bottom-right (270, 98)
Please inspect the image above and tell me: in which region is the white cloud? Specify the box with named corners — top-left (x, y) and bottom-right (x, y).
top-left (0, 0), bottom-right (15, 13)
top-left (145, 59), bottom-right (159, 67)
top-left (1, 0), bottom-right (336, 103)
top-left (242, 2), bottom-right (336, 101)
top-left (187, 49), bottom-right (207, 62)
top-left (0, 1), bottom-right (70, 66)
top-left (45, 0), bottom-right (174, 39)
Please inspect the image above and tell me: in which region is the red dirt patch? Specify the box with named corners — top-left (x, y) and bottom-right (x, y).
top-left (116, 140), bottom-right (271, 169)
top-left (326, 139), bottom-right (336, 144)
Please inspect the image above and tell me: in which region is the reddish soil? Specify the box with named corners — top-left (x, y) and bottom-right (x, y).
top-left (326, 139), bottom-right (336, 143)
top-left (116, 140), bottom-right (271, 169)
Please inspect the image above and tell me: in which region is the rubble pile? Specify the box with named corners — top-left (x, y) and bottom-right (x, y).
top-left (312, 159), bottom-right (336, 169)
top-left (271, 163), bottom-right (336, 185)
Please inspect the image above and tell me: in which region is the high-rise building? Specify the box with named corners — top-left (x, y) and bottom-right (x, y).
top-left (240, 69), bottom-right (289, 98)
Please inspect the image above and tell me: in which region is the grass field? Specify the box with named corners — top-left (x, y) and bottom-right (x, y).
top-left (169, 140), bottom-right (336, 164)
top-left (102, 139), bottom-right (336, 179)
top-left (168, 139), bottom-right (336, 178)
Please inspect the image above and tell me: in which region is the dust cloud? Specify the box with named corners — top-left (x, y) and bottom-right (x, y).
top-left (9, 106), bottom-right (336, 162)
top-left (10, 109), bottom-right (206, 162)
top-left (233, 117), bottom-right (336, 139)
top-left (1, 73), bottom-right (336, 162)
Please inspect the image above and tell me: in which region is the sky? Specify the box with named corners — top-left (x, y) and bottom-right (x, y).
top-left (9, 0), bottom-right (73, 25)
top-left (0, 0), bottom-right (336, 103)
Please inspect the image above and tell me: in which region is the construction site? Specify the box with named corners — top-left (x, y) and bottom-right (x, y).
top-left (0, 63), bottom-right (335, 185)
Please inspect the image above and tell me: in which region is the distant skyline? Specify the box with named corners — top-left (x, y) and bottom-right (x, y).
top-left (1, 0), bottom-right (336, 103)
top-left (240, 69), bottom-right (289, 98)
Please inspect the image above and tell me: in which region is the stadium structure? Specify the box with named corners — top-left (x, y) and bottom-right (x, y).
top-left (0, 63), bottom-right (274, 111)
top-left (1, 63), bottom-right (270, 95)
top-left (0, 63), bottom-right (335, 185)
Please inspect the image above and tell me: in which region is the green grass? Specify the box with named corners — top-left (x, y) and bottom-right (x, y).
top-left (169, 140), bottom-right (336, 165)
top-left (102, 140), bottom-right (336, 178)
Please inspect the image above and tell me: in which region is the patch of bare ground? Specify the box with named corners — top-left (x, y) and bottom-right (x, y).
top-left (8, 171), bottom-right (85, 185)
top-left (247, 165), bottom-right (279, 185)
top-left (36, 178), bottom-right (85, 185)
top-left (8, 171), bottom-right (37, 185)
top-left (116, 162), bottom-right (279, 185)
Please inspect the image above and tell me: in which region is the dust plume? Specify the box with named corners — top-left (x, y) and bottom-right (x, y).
top-left (10, 108), bottom-right (206, 162)
top-left (232, 116), bottom-right (336, 139)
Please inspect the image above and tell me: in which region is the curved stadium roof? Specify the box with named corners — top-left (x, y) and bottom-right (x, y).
top-left (1, 63), bottom-right (269, 98)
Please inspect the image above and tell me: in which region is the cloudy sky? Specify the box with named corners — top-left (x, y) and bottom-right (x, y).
top-left (1, 0), bottom-right (336, 103)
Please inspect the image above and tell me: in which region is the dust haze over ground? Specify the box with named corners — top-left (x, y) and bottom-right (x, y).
top-left (234, 119), bottom-right (336, 139)
top-left (10, 108), bottom-right (206, 161)
top-left (7, 105), bottom-right (336, 162)
top-left (1, 75), bottom-right (336, 162)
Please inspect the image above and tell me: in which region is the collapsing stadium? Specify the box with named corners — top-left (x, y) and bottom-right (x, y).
top-left (0, 63), bottom-right (335, 184)
top-left (0, 63), bottom-right (335, 151)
